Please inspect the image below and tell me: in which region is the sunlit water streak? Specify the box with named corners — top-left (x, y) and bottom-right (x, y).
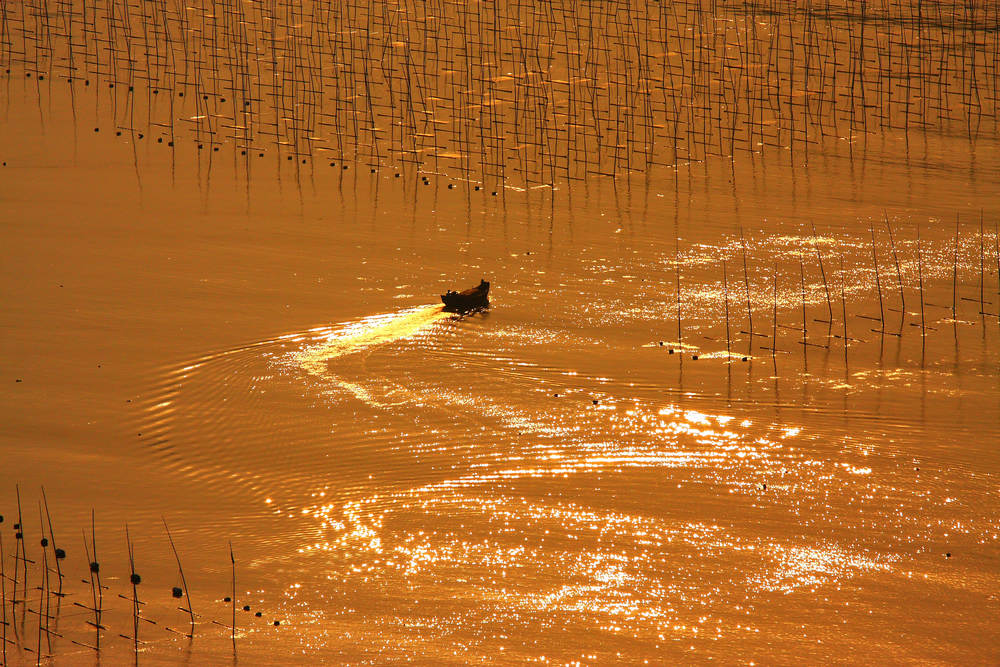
top-left (138, 295), bottom-right (997, 659)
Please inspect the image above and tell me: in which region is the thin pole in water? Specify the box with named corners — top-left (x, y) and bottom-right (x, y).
top-left (870, 221), bottom-right (884, 330)
top-left (723, 259), bottom-right (731, 355)
top-left (953, 213), bottom-right (959, 320)
top-left (741, 227), bottom-right (753, 349)
top-left (884, 211), bottom-right (905, 315)
top-left (163, 518), bottom-right (195, 638)
top-left (800, 258), bottom-right (807, 348)
top-left (840, 253), bottom-right (849, 366)
top-left (917, 224), bottom-right (926, 345)
top-left (229, 542), bottom-right (236, 655)
top-left (811, 221), bottom-right (833, 322)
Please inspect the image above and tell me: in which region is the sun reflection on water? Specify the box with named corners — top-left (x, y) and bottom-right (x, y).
top-left (276, 386), bottom-right (902, 641)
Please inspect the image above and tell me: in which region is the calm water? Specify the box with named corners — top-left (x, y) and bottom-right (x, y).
top-left (2, 5), bottom-right (1000, 664)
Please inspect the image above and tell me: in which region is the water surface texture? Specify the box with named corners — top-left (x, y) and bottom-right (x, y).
top-left (1, 0), bottom-right (999, 664)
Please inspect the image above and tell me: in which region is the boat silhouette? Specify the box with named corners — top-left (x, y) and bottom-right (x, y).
top-left (441, 279), bottom-right (490, 313)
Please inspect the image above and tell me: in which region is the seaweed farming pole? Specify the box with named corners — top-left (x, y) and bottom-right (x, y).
top-left (126, 524), bottom-right (139, 656)
top-left (723, 259), bottom-right (731, 355)
top-left (884, 211), bottom-right (905, 315)
top-left (771, 262), bottom-right (778, 358)
top-left (953, 214), bottom-right (960, 319)
top-left (40, 488), bottom-right (62, 593)
top-left (979, 210), bottom-right (985, 316)
top-left (871, 222), bottom-right (884, 330)
top-left (812, 222), bottom-right (833, 322)
top-left (13, 486), bottom-right (26, 633)
top-left (917, 224), bottom-right (926, 345)
top-left (840, 253), bottom-right (849, 366)
top-left (162, 518), bottom-right (194, 638)
top-left (229, 542), bottom-right (236, 654)
top-left (741, 227), bottom-right (753, 348)
top-left (800, 258), bottom-right (807, 349)
top-left (37, 503), bottom-right (48, 663)
top-left (1, 525), bottom-right (6, 666)
top-left (82, 509), bottom-right (102, 651)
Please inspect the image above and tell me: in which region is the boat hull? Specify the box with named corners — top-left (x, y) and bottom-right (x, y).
top-left (441, 281), bottom-right (490, 313)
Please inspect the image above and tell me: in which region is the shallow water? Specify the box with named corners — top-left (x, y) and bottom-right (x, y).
top-left (2, 6), bottom-right (1000, 663)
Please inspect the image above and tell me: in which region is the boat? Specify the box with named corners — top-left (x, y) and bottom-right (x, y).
top-left (441, 279), bottom-right (490, 313)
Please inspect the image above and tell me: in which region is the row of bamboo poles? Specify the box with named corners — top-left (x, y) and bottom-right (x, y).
top-left (2, 0), bottom-right (997, 187)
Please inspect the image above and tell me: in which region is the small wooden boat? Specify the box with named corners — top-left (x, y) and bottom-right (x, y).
top-left (441, 279), bottom-right (490, 312)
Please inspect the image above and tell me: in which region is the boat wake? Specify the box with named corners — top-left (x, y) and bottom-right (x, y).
top-left (295, 304), bottom-right (451, 376)
top-left (291, 303), bottom-right (454, 407)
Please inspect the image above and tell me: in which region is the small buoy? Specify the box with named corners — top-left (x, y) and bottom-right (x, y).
top-left (138, 133), bottom-right (144, 139)
top-left (40, 537), bottom-right (48, 547)
top-left (15, 532), bottom-right (23, 540)
top-left (692, 355), bottom-right (699, 360)
top-left (157, 137), bottom-right (163, 143)
top-left (273, 620), bottom-right (280, 626)
top-left (474, 186), bottom-right (480, 191)
top-left (94, 127), bottom-right (99, 132)
top-left (128, 85), bottom-right (133, 92)
top-left (287, 155), bottom-right (292, 160)
top-left (946, 552), bottom-right (951, 558)
top-left (179, 92), bottom-right (184, 97)
top-left (172, 587), bottom-right (183, 598)
top-left (741, 357), bottom-right (748, 362)
top-left (0, 515), bottom-right (3, 522)
top-left (168, 141), bottom-right (174, 147)
top-left (259, 153), bottom-right (264, 157)
top-left (14, 523), bottom-right (20, 529)
top-left (198, 144), bottom-right (203, 149)
top-left (255, 611), bottom-right (262, 617)
top-left (668, 349), bottom-right (674, 354)
top-left (658, 342), bottom-right (663, 346)
top-left (491, 191), bottom-right (497, 196)
top-left (301, 158), bottom-right (306, 164)
top-left (224, 597), bottom-right (232, 602)
top-left (55, 548), bottom-right (66, 559)
top-left (553, 393), bottom-right (559, 397)
top-left (243, 605), bottom-right (250, 611)
top-left (370, 168), bottom-right (376, 173)
top-left (343, 165), bottom-right (348, 169)
top-left (592, 399), bottom-right (598, 405)
top-left (90, 561), bottom-right (100, 573)
top-left (394, 173), bottom-right (399, 178)
top-left (241, 150), bottom-right (246, 155)
top-left (116, 131), bottom-right (122, 136)
top-left (130, 573), bottom-right (141, 585)
top-left (447, 183), bottom-right (454, 189)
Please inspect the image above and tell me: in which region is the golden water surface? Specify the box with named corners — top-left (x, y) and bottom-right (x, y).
top-left (1, 1), bottom-right (999, 664)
